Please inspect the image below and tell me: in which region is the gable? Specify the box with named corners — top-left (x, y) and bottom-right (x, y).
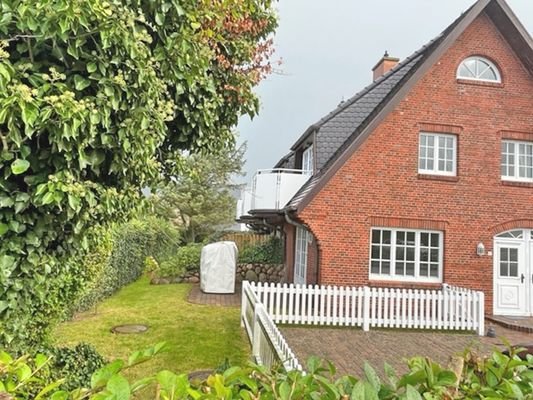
top-left (288, 0), bottom-right (533, 215)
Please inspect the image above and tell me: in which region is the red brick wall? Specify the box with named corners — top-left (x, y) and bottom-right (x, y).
top-left (298, 13), bottom-right (533, 313)
top-left (306, 234), bottom-right (318, 284)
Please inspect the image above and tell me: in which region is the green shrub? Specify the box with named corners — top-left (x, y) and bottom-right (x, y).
top-left (4, 345), bottom-right (533, 399)
top-left (48, 343), bottom-right (106, 391)
top-left (157, 244), bottom-right (202, 277)
top-left (239, 236), bottom-right (283, 264)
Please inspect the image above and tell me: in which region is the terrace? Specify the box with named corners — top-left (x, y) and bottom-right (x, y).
top-left (236, 168), bottom-right (311, 222)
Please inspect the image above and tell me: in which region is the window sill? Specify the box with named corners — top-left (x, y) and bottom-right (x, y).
top-left (502, 180), bottom-right (533, 188)
top-left (456, 78), bottom-right (504, 88)
top-left (418, 174), bottom-right (459, 182)
top-left (368, 280), bottom-right (443, 289)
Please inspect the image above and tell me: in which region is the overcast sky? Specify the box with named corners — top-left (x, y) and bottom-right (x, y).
top-left (236, 0), bottom-right (533, 182)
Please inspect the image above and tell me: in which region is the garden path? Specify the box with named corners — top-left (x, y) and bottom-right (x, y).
top-left (187, 284), bottom-right (242, 307)
top-left (280, 324), bottom-right (533, 378)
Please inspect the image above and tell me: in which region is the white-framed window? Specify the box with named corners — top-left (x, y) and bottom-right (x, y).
top-left (302, 145), bottom-right (313, 175)
top-left (457, 56), bottom-right (501, 83)
top-left (501, 140), bottom-right (533, 182)
top-left (369, 228), bottom-right (443, 283)
top-left (294, 227), bottom-right (309, 285)
top-left (418, 133), bottom-right (457, 176)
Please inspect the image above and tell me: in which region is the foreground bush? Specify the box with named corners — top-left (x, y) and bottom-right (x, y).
top-left (2, 343), bottom-right (533, 399)
top-left (47, 343), bottom-right (106, 392)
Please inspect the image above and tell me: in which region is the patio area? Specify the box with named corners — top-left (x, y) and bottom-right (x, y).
top-left (279, 324), bottom-right (533, 377)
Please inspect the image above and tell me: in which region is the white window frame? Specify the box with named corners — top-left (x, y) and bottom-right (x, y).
top-left (369, 227), bottom-right (443, 283)
top-left (418, 132), bottom-right (457, 176)
top-left (501, 140), bottom-right (533, 183)
top-left (456, 56), bottom-right (501, 83)
top-left (302, 145), bottom-right (314, 175)
top-left (294, 227), bottom-right (309, 284)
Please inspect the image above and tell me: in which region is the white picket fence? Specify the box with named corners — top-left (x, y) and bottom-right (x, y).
top-left (243, 281), bottom-right (484, 336)
top-left (241, 280), bottom-right (303, 371)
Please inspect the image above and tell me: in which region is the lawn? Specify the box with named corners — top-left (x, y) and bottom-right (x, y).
top-left (53, 277), bottom-right (250, 384)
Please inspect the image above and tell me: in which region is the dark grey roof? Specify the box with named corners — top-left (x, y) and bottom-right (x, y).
top-left (285, 46), bottom-right (432, 210)
top-left (314, 55), bottom-right (423, 170)
top-left (274, 151), bottom-right (295, 169)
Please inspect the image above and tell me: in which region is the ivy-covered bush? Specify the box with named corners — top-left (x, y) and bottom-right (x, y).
top-left (0, 0), bottom-right (277, 352)
top-left (47, 343), bottom-right (106, 392)
top-left (3, 345), bottom-right (533, 399)
top-left (74, 217), bottom-right (179, 312)
top-left (157, 243), bottom-right (202, 278)
top-left (239, 236), bottom-right (283, 264)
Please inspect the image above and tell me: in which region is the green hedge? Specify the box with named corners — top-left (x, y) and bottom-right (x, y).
top-left (3, 344), bottom-right (533, 399)
top-left (239, 236), bottom-right (282, 264)
top-left (74, 217), bottom-right (180, 312)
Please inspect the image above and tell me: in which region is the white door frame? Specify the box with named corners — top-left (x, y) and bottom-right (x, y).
top-left (493, 229), bottom-right (532, 316)
top-left (294, 227), bottom-right (309, 285)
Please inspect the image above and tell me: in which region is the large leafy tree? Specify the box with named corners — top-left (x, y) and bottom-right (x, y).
top-left (0, 0), bottom-right (277, 348)
top-left (153, 144), bottom-right (244, 243)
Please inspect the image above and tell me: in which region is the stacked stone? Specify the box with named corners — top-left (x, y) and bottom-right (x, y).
top-left (150, 263), bottom-right (285, 285)
top-left (235, 263), bottom-right (285, 284)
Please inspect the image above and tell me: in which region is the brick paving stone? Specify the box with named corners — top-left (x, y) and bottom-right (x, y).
top-left (279, 323), bottom-right (533, 378)
top-left (187, 284), bottom-right (241, 307)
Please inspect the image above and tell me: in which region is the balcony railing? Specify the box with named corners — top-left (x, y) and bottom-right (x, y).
top-left (237, 169), bottom-right (311, 218)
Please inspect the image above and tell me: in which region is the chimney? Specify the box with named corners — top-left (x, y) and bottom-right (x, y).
top-left (372, 51), bottom-right (399, 81)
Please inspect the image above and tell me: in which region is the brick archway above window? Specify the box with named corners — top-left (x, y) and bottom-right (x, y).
top-left (369, 216), bottom-right (447, 231)
top-left (490, 220), bottom-right (533, 235)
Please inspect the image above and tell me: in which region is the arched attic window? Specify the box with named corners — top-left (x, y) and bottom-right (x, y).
top-left (457, 56), bottom-right (501, 83)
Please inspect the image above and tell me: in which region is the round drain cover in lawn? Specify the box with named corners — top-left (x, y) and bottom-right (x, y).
top-left (111, 324), bottom-right (148, 334)
top-left (188, 370), bottom-right (212, 382)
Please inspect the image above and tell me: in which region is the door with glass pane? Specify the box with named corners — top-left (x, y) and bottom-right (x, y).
top-left (493, 236), bottom-right (527, 315)
top-left (294, 227), bottom-right (308, 285)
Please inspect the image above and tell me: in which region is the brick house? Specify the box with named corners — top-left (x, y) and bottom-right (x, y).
top-left (236, 0), bottom-right (533, 316)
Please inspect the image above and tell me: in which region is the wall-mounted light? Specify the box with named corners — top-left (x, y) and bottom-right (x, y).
top-left (477, 242), bottom-right (485, 257)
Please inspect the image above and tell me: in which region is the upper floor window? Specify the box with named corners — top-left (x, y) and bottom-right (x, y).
top-left (457, 56), bottom-right (501, 83)
top-left (370, 228), bottom-right (443, 283)
top-left (419, 133), bottom-right (457, 176)
top-left (502, 140), bottom-right (533, 182)
top-left (302, 145), bottom-right (313, 175)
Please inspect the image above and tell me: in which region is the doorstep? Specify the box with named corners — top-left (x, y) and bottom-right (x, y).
top-left (487, 315), bottom-right (533, 334)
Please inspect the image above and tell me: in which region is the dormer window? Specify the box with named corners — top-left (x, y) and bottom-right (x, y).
top-left (302, 145), bottom-right (313, 175)
top-left (457, 56), bottom-right (501, 83)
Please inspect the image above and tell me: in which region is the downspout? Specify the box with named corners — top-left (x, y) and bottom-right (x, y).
top-left (284, 210), bottom-right (302, 284)
top-left (284, 209), bottom-right (305, 230)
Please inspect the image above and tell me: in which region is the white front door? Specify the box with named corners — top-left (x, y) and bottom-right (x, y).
top-left (493, 229), bottom-right (532, 316)
top-left (294, 227), bottom-right (308, 285)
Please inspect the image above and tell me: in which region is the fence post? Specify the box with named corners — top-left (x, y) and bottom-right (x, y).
top-left (363, 286), bottom-right (371, 332)
top-left (477, 291), bottom-right (485, 336)
top-left (252, 305), bottom-right (261, 362)
top-left (241, 281), bottom-right (248, 327)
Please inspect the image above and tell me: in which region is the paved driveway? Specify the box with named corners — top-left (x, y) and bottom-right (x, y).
top-left (280, 324), bottom-right (533, 377)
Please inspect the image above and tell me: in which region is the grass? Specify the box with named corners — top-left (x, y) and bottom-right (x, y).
top-left (53, 277), bottom-right (250, 384)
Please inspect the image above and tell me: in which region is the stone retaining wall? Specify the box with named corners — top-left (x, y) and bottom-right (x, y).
top-left (151, 263), bottom-right (285, 285)
top-left (236, 263), bottom-right (285, 283)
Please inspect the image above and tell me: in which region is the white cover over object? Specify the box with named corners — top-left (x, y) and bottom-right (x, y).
top-left (200, 241), bottom-right (238, 294)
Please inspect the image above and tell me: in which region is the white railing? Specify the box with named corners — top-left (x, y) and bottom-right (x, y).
top-left (242, 281), bottom-right (303, 371)
top-left (245, 282), bottom-right (485, 336)
top-left (236, 169), bottom-right (311, 218)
